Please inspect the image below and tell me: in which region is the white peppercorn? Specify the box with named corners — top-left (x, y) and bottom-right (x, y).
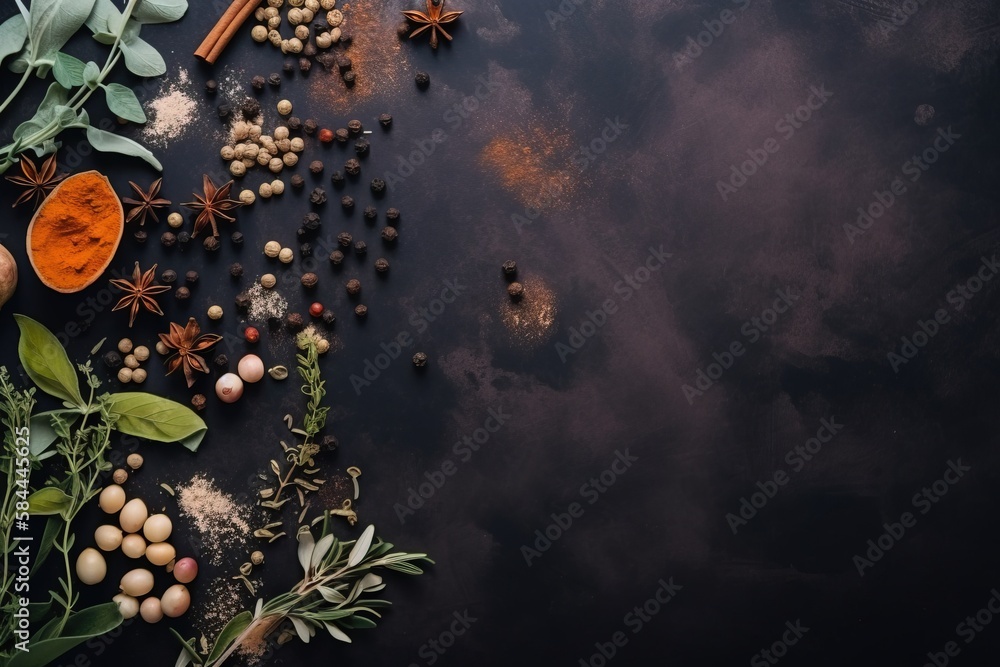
top-left (290, 137), bottom-right (305, 152)
top-left (273, 126), bottom-right (289, 141)
top-left (251, 25), bottom-right (268, 42)
top-left (167, 212), bottom-right (183, 228)
top-left (118, 338), bottom-right (133, 354)
top-left (277, 99), bottom-right (292, 115)
top-left (232, 121), bottom-right (249, 141)
top-left (278, 248), bottom-right (294, 264)
top-left (220, 145), bottom-right (235, 160)
top-left (261, 274), bottom-right (277, 288)
top-left (270, 180), bottom-right (285, 195)
top-left (259, 183), bottom-right (274, 198)
top-left (269, 157), bottom-right (284, 173)
top-left (268, 29), bottom-right (282, 46)
top-left (287, 8), bottom-right (303, 24)
top-left (287, 38), bottom-right (303, 53)
top-left (282, 152), bottom-right (298, 167)
top-left (233, 144), bottom-right (246, 160)
top-left (257, 150), bottom-right (272, 166)
top-left (305, 0), bottom-right (320, 11)
top-left (124, 354), bottom-right (139, 369)
top-left (117, 368), bottom-right (133, 383)
top-left (230, 160), bottom-right (247, 177)
top-left (264, 6), bottom-right (279, 17)
top-left (133, 346), bottom-right (150, 362)
top-left (315, 32), bottom-right (332, 48)
top-left (239, 189), bottom-right (256, 205)
top-left (254, 7), bottom-right (267, 20)
top-left (268, 15), bottom-right (281, 30)
top-left (320, 0), bottom-right (335, 9)
top-left (326, 9), bottom-right (343, 26)
top-left (264, 241), bottom-right (281, 257)
top-left (330, 27), bottom-right (341, 42)
top-left (294, 24), bottom-right (309, 40)
top-left (275, 138), bottom-right (291, 153)
top-left (299, 8), bottom-right (314, 22)
top-left (249, 125), bottom-right (263, 140)
top-left (244, 144), bottom-right (259, 159)
top-left (155, 341), bottom-right (169, 355)
top-left (208, 305), bottom-right (223, 320)
top-left (131, 368), bottom-right (147, 384)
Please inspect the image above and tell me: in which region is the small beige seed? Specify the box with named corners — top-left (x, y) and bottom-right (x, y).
top-left (315, 32), bottom-right (332, 48)
top-left (242, 158), bottom-right (255, 169)
top-left (257, 150), bottom-right (272, 166)
top-left (124, 354), bottom-right (138, 369)
top-left (118, 338), bottom-right (133, 354)
top-left (249, 124), bottom-right (263, 140)
top-left (268, 158), bottom-right (284, 174)
top-left (270, 180), bottom-right (285, 195)
top-left (254, 7), bottom-right (266, 20)
top-left (232, 121), bottom-right (249, 141)
top-left (244, 144), bottom-right (259, 159)
top-left (268, 29), bottom-right (282, 46)
top-left (276, 99), bottom-right (292, 116)
top-left (299, 8), bottom-right (314, 22)
top-left (251, 550), bottom-right (265, 565)
top-left (294, 24), bottom-right (310, 40)
top-left (113, 468), bottom-right (128, 484)
top-left (282, 152), bottom-right (298, 167)
top-left (316, 339), bottom-right (330, 354)
top-left (278, 248), bottom-right (294, 264)
top-left (127, 453), bottom-right (144, 470)
top-left (266, 0), bottom-right (282, 8)
top-left (280, 39), bottom-right (290, 53)
top-left (273, 126), bottom-right (289, 141)
top-left (131, 368), bottom-right (147, 384)
top-left (220, 145), bottom-right (235, 160)
top-left (239, 189), bottom-right (256, 205)
top-left (320, 0), bottom-right (335, 9)
top-left (326, 9), bottom-right (343, 26)
top-left (233, 144), bottom-right (246, 160)
top-left (288, 37), bottom-right (303, 52)
top-left (260, 274), bottom-right (277, 289)
top-left (133, 346), bottom-right (149, 362)
top-left (167, 212), bottom-right (183, 228)
top-left (208, 305), bottom-right (224, 320)
top-left (259, 183), bottom-right (274, 198)
top-left (330, 27), bottom-right (341, 42)
top-left (289, 0), bottom-right (304, 6)
top-left (287, 7), bottom-right (303, 24)
top-left (275, 138), bottom-right (291, 153)
top-left (264, 6), bottom-right (279, 18)
top-left (230, 160), bottom-right (247, 177)
top-left (155, 341), bottom-right (169, 355)
top-left (268, 15), bottom-right (282, 30)
top-left (289, 137), bottom-right (305, 153)
top-left (264, 241), bottom-right (281, 257)
top-left (251, 25), bottom-right (268, 42)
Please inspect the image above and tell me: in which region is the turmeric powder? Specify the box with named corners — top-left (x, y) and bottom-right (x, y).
top-left (27, 171), bottom-right (123, 293)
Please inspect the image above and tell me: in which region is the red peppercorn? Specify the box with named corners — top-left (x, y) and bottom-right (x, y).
top-left (318, 128), bottom-right (334, 143)
top-left (244, 326), bottom-right (260, 343)
top-left (309, 302), bottom-right (324, 317)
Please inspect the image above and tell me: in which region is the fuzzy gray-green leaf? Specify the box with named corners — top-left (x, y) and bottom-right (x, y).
top-left (0, 14), bottom-right (28, 66)
top-left (85, 126), bottom-right (162, 170)
top-left (103, 83), bottom-right (146, 122)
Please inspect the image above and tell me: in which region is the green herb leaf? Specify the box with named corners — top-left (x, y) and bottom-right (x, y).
top-left (32, 516), bottom-right (63, 575)
top-left (52, 52), bottom-right (85, 87)
top-left (311, 534), bottom-right (334, 569)
top-left (84, 125), bottom-right (163, 170)
top-left (14, 314), bottom-right (84, 408)
top-left (290, 617), bottom-right (312, 643)
top-left (85, 0), bottom-right (121, 34)
top-left (13, 82), bottom-right (69, 142)
top-left (119, 21), bottom-right (166, 76)
top-left (0, 13), bottom-right (28, 66)
top-left (205, 611), bottom-right (252, 665)
top-left (102, 83), bottom-right (145, 122)
top-left (27, 486), bottom-right (73, 518)
top-left (106, 392), bottom-right (207, 451)
top-left (29, 409), bottom-right (79, 456)
top-left (82, 60), bottom-right (100, 88)
top-left (132, 0), bottom-right (188, 24)
top-left (7, 602), bottom-right (122, 667)
top-left (347, 525), bottom-right (375, 568)
top-left (323, 622), bottom-right (351, 644)
top-left (24, 0), bottom-right (99, 68)
top-left (297, 527), bottom-right (315, 575)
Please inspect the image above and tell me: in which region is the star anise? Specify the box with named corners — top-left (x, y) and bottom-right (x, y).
top-left (402, 0), bottom-right (463, 49)
top-left (123, 178), bottom-right (171, 226)
top-left (5, 152), bottom-right (67, 209)
top-left (110, 262), bottom-right (171, 327)
top-left (181, 174), bottom-right (243, 237)
top-left (159, 318), bottom-right (222, 388)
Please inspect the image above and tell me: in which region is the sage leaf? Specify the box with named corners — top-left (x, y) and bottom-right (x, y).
top-left (347, 525), bottom-right (375, 568)
top-left (311, 534), bottom-right (335, 569)
top-left (205, 611), bottom-right (251, 665)
top-left (297, 527), bottom-right (315, 575)
top-left (119, 23), bottom-right (166, 77)
top-left (290, 617), bottom-right (312, 644)
top-left (102, 83), bottom-right (145, 122)
top-left (27, 486), bottom-right (73, 518)
top-left (85, 0), bottom-right (121, 34)
top-left (106, 392), bottom-right (207, 451)
top-left (29, 409), bottom-right (79, 456)
top-left (52, 52), bottom-right (85, 87)
top-left (8, 602), bottom-right (122, 667)
top-left (24, 0), bottom-right (99, 67)
top-left (14, 314), bottom-right (84, 408)
top-left (91, 31), bottom-right (117, 45)
top-left (324, 623), bottom-right (352, 644)
top-left (85, 125), bottom-right (163, 170)
top-left (82, 60), bottom-right (100, 88)
top-left (132, 0), bottom-right (188, 24)
top-left (13, 82), bottom-right (70, 142)
top-left (0, 13), bottom-right (28, 66)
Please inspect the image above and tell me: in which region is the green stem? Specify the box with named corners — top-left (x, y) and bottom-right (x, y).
top-left (0, 67), bottom-right (34, 118)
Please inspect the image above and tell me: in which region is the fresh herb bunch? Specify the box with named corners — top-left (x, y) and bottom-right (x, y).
top-left (0, 315), bottom-right (208, 667)
top-left (0, 0), bottom-right (188, 175)
top-left (174, 520), bottom-right (433, 667)
top-left (0, 369), bottom-right (36, 652)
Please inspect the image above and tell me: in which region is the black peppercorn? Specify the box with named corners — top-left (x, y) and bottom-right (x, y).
top-left (322, 309), bottom-right (336, 324)
top-left (203, 236), bottom-right (221, 251)
top-left (354, 304), bottom-right (368, 318)
top-left (301, 272), bottom-right (319, 288)
top-left (291, 174), bottom-right (305, 189)
top-left (217, 104), bottom-right (231, 118)
top-left (175, 286), bottom-right (191, 300)
top-left (267, 72), bottom-right (282, 87)
top-left (329, 250), bottom-right (345, 265)
top-left (251, 75), bottom-right (265, 91)
top-left (343, 71), bottom-right (355, 87)
top-left (339, 30), bottom-right (353, 45)
top-left (346, 279), bottom-right (361, 296)
top-left (502, 260), bottom-right (517, 277)
top-left (205, 79), bottom-right (218, 94)
top-left (235, 291), bottom-right (251, 310)
top-left (347, 119), bottom-right (363, 134)
top-left (214, 354), bottom-right (229, 369)
top-left (286, 312), bottom-right (305, 331)
top-left (310, 187), bottom-right (327, 204)
top-left (185, 270), bottom-right (199, 285)
top-left (304, 119), bottom-right (318, 134)
top-left (378, 113), bottom-right (393, 128)
top-left (507, 282), bottom-right (525, 301)
top-left (296, 227), bottom-right (308, 241)
top-left (412, 352), bottom-right (428, 368)
top-left (309, 160), bottom-right (324, 174)
top-left (363, 206), bottom-right (377, 220)
top-left (134, 230), bottom-right (147, 243)
top-left (321, 434), bottom-right (339, 449)
top-left (335, 128), bottom-right (349, 143)
top-left (386, 207), bottom-right (400, 222)
top-left (415, 71), bottom-right (430, 88)
top-left (354, 138), bottom-right (369, 155)
top-left (341, 195), bottom-right (355, 210)
top-left (191, 394), bottom-right (207, 411)
top-left (287, 116), bottom-right (302, 131)
top-left (303, 212), bottom-right (321, 230)
top-left (375, 257), bottom-right (389, 273)
top-left (178, 231), bottom-right (191, 244)
top-left (230, 262), bottom-right (244, 278)
top-left (381, 226), bottom-right (398, 242)
top-left (344, 158), bottom-right (360, 175)
top-left (231, 231), bottom-right (244, 245)
top-left (354, 240), bottom-right (367, 256)
top-left (303, 42), bottom-right (316, 57)
top-left (330, 170), bottom-right (345, 186)
top-left (300, 243), bottom-right (313, 257)
top-left (240, 98), bottom-right (261, 120)
top-left (161, 270), bottom-right (177, 283)
top-left (103, 351), bottom-right (123, 369)
top-left (370, 178), bottom-right (385, 194)
top-left (396, 21), bottom-right (411, 38)
top-left (299, 57), bottom-right (312, 73)
top-left (335, 55), bottom-right (352, 72)
top-left (283, 60), bottom-right (295, 74)
top-left (160, 232), bottom-right (177, 247)
top-left (337, 232), bottom-right (353, 247)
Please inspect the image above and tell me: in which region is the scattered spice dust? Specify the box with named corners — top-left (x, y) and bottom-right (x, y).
top-left (479, 126), bottom-right (576, 210)
top-left (500, 276), bottom-right (558, 346)
top-left (192, 578), bottom-right (244, 647)
top-left (317, 471), bottom-right (354, 510)
top-left (309, 3), bottom-right (410, 112)
top-left (141, 68), bottom-right (196, 147)
top-left (245, 282), bottom-right (289, 322)
top-left (176, 475), bottom-right (251, 566)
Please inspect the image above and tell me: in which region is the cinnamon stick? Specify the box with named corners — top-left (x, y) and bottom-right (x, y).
top-left (194, 0), bottom-right (261, 64)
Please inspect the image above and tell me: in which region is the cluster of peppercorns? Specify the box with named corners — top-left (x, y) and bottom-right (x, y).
top-left (502, 260), bottom-right (524, 301)
top-left (221, 99), bottom-right (310, 178)
top-left (105, 339), bottom-right (152, 384)
top-left (158, 268), bottom-right (201, 301)
top-left (250, 0), bottom-right (353, 84)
